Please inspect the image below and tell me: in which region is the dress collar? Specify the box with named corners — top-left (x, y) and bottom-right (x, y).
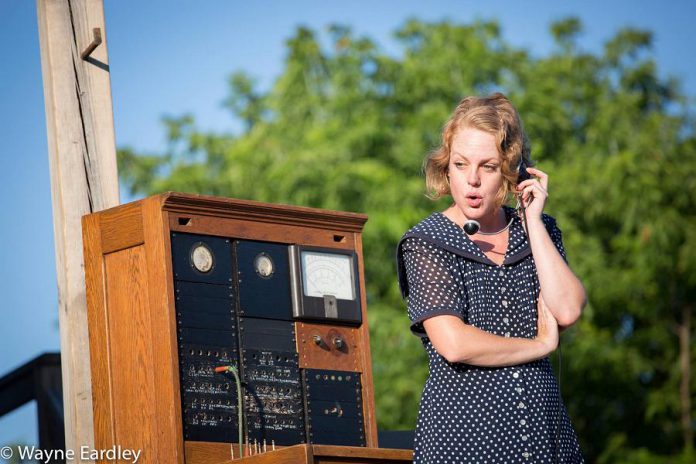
top-left (409, 205), bottom-right (531, 266)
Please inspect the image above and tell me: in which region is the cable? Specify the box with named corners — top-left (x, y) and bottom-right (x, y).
top-left (556, 341), bottom-right (562, 464)
top-left (215, 365), bottom-right (244, 459)
top-left (517, 195), bottom-right (562, 464)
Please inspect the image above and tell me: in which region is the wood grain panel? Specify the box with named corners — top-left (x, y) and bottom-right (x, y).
top-left (312, 444), bottom-right (412, 463)
top-left (169, 214), bottom-right (355, 251)
top-left (185, 443), bottom-right (412, 464)
top-left (297, 323), bottom-right (361, 372)
top-left (162, 192), bottom-right (367, 233)
top-left (104, 247), bottom-right (155, 461)
top-left (141, 196), bottom-right (184, 463)
top-left (100, 201), bottom-right (143, 254)
top-left (353, 234), bottom-right (378, 447)
top-left (185, 441), bottom-right (307, 463)
top-left (83, 212), bottom-right (115, 450)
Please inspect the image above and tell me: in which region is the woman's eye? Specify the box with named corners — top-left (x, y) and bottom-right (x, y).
top-left (483, 165), bottom-right (498, 171)
top-left (454, 162), bottom-right (466, 168)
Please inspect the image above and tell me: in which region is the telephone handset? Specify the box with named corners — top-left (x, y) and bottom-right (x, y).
top-left (516, 158), bottom-right (533, 230)
top-left (517, 158), bottom-right (532, 185)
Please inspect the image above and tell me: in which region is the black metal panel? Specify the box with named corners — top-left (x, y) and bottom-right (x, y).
top-left (176, 280), bottom-right (233, 300)
top-left (184, 423), bottom-right (238, 442)
top-left (308, 426), bottom-right (365, 446)
top-left (176, 270), bottom-right (240, 445)
top-left (183, 408), bottom-right (240, 442)
top-left (294, 298), bottom-right (362, 325)
top-left (239, 318), bottom-right (296, 353)
top-left (303, 369), bottom-right (365, 447)
top-left (176, 295), bottom-right (236, 330)
top-left (178, 327), bottom-right (237, 347)
top-left (303, 370), bottom-right (362, 401)
top-left (237, 317), bottom-right (305, 445)
top-left (236, 240), bottom-right (293, 320)
top-left (246, 412), bottom-right (306, 446)
top-left (244, 364), bottom-right (301, 386)
top-left (179, 343), bottom-right (238, 365)
top-left (171, 232), bottom-right (233, 285)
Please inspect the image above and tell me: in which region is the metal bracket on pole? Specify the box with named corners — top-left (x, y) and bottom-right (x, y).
top-left (81, 28), bottom-right (102, 60)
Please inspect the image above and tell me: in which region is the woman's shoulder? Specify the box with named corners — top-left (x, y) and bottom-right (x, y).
top-left (398, 212), bottom-right (463, 249)
top-left (402, 212), bottom-right (450, 237)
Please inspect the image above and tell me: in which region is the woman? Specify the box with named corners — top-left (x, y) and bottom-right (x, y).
top-left (396, 93), bottom-right (586, 463)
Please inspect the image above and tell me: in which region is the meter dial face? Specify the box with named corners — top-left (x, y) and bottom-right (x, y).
top-left (190, 243), bottom-right (214, 273)
top-left (254, 253), bottom-right (275, 278)
top-left (300, 251), bottom-right (354, 300)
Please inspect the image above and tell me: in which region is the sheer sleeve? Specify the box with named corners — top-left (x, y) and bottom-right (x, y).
top-left (401, 237), bottom-right (466, 337)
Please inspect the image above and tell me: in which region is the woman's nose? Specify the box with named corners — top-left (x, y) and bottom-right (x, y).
top-left (467, 167), bottom-right (480, 186)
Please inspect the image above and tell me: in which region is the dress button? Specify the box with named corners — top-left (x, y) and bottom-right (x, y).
top-left (513, 372), bottom-right (519, 379)
top-left (522, 452), bottom-right (530, 459)
top-left (517, 402), bottom-right (525, 409)
top-left (505, 332), bottom-right (511, 338)
top-left (516, 387), bottom-right (524, 393)
top-left (503, 317), bottom-right (510, 324)
top-left (522, 435), bottom-right (528, 441)
top-left (500, 287), bottom-right (506, 293)
top-left (520, 419), bottom-right (526, 425)
top-left (499, 269), bottom-right (504, 276)
top-left (502, 300), bottom-right (508, 308)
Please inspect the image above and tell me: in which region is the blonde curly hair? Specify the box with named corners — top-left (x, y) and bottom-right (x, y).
top-left (424, 93), bottom-right (533, 206)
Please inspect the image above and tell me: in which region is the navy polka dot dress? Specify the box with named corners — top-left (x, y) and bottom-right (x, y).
top-left (396, 206), bottom-right (584, 463)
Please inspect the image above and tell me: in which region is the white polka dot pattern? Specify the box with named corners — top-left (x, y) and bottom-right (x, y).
top-left (396, 207), bottom-right (584, 463)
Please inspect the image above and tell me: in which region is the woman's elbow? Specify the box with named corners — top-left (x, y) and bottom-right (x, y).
top-left (556, 298), bottom-right (586, 327)
top-left (432, 335), bottom-right (471, 363)
top-left (434, 341), bottom-right (463, 363)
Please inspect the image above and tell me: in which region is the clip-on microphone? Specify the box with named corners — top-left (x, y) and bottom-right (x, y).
top-left (463, 220), bottom-right (480, 235)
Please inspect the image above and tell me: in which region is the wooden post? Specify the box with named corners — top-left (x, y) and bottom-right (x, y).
top-left (36, 0), bottom-right (119, 458)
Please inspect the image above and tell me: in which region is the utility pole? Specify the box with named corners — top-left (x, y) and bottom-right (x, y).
top-left (36, 0), bottom-right (119, 459)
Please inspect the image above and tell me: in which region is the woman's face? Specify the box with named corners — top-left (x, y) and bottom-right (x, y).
top-left (448, 126), bottom-right (504, 222)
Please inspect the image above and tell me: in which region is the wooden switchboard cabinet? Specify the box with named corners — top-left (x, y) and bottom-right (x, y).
top-left (82, 192), bottom-right (412, 463)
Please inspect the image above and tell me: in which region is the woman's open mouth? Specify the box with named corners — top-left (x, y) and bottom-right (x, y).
top-left (465, 193), bottom-right (482, 208)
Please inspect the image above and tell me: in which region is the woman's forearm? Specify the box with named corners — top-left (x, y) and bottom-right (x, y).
top-left (423, 315), bottom-right (553, 367)
top-left (526, 217), bottom-right (586, 327)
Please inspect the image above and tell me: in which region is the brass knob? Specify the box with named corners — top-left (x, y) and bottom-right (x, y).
top-left (313, 335), bottom-right (322, 345)
top-left (333, 337), bottom-right (344, 349)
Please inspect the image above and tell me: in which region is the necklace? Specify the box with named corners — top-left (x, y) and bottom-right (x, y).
top-left (474, 217), bottom-right (513, 235)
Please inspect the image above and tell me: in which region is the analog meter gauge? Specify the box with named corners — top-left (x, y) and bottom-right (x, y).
top-left (289, 246), bottom-right (362, 325)
top-left (254, 253), bottom-right (275, 278)
top-left (301, 251), bottom-right (354, 300)
top-left (190, 242), bottom-right (214, 274)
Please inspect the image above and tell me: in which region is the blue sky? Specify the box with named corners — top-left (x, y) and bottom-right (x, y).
top-left (1, 0), bottom-right (694, 448)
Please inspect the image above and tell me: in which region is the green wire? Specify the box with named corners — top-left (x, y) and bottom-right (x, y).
top-left (222, 365), bottom-right (244, 458)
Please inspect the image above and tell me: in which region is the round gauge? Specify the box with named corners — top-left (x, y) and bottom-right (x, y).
top-left (254, 253), bottom-right (274, 278)
top-left (190, 243), bottom-right (214, 273)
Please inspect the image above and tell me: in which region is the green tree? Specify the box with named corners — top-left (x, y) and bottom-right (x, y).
top-left (118, 18), bottom-right (695, 462)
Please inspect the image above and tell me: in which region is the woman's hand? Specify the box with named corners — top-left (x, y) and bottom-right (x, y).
top-left (535, 294), bottom-right (559, 356)
top-left (516, 166), bottom-right (548, 220)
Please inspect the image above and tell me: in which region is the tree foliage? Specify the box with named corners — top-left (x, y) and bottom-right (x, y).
top-left (118, 17), bottom-right (696, 462)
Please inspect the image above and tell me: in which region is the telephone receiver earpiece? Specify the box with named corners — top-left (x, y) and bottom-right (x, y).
top-left (517, 159), bottom-right (532, 185)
